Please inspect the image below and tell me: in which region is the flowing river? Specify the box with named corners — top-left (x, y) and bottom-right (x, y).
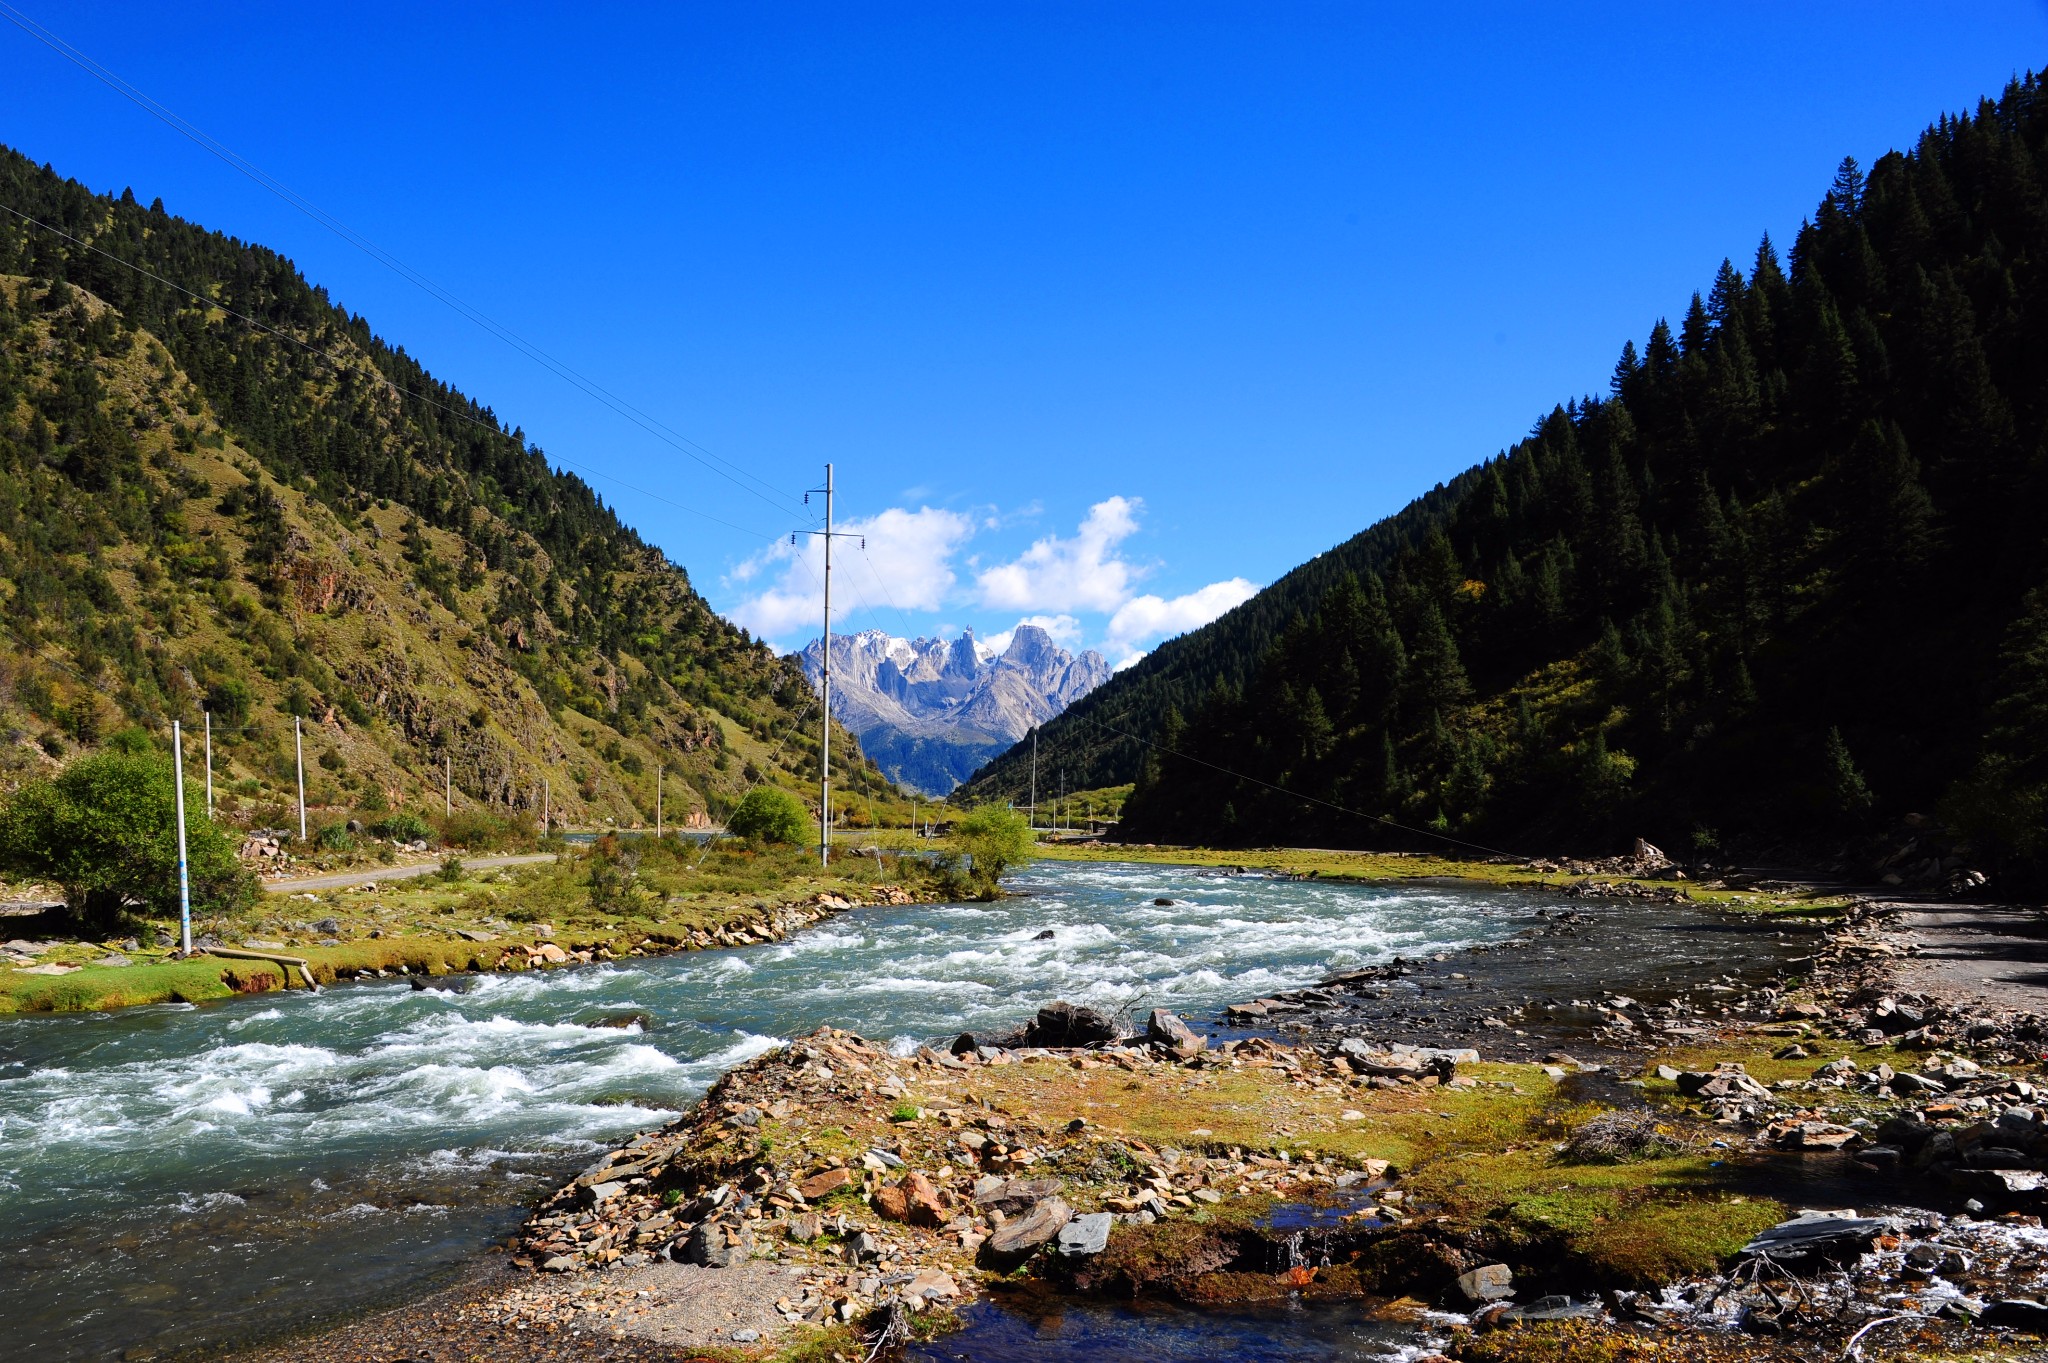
top-left (0, 861), bottom-right (1560, 1361)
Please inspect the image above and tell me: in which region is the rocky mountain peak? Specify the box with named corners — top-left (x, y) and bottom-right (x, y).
top-left (796, 626), bottom-right (1111, 793)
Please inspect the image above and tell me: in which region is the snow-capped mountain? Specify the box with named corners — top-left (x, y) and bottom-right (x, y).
top-left (797, 625), bottom-right (1112, 794)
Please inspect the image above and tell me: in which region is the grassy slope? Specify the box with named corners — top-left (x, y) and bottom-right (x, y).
top-left (0, 275), bottom-right (902, 834)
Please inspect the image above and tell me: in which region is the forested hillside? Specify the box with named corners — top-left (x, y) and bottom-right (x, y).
top-left (0, 147), bottom-right (895, 831)
top-left (974, 76), bottom-right (2048, 876)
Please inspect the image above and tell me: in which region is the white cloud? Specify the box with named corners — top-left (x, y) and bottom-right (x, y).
top-left (982, 614), bottom-right (1083, 655)
top-left (725, 505), bottom-right (977, 645)
top-left (975, 496), bottom-right (1143, 614)
top-left (1104, 577), bottom-right (1260, 667)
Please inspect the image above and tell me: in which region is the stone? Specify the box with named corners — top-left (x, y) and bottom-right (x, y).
top-left (1056, 1211), bottom-right (1114, 1256)
top-left (787, 1212), bottom-right (825, 1242)
top-left (872, 1185), bottom-right (910, 1221)
top-left (972, 1176), bottom-right (1062, 1212)
top-left (798, 1167), bottom-right (855, 1201)
top-left (1456, 1263), bottom-right (1515, 1303)
top-left (1023, 1001), bottom-right (1121, 1047)
top-left (906, 1268), bottom-right (959, 1302)
top-left (1781, 1122), bottom-right (1862, 1151)
top-left (979, 1195), bottom-right (1073, 1267)
top-left (541, 1254), bottom-right (579, 1272)
top-left (456, 928), bottom-right (495, 942)
top-left (903, 1170), bottom-right (947, 1227)
top-left (1740, 1212), bottom-right (1889, 1269)
top-left (1145, 1008), bottom-right (1206, 1057)
top-left (1505, 1296), bottom-right (1602, 1322)
top-left (683, 1220), bottom-right (755, 1268)
top-left (578, 1180), bottom-right (625, 1207)
top-left (94, 954), bottom-right (131, 968)
top-left (311, 916), bottom-right (341, 936)
top-left (1984, 1299), bottom-right (2048, 1332)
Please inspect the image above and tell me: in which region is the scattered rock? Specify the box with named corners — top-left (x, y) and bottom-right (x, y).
top-left (1456, 1263), bottom-right (1515, 1303)
top-left (1144, 1008), bottom-right (1206, 1057)
top-left (1056, 1211), bottom-right (1113, 1256)
top-left (979, 1195), bottom-right (1073, 1267)
top-left (1022, 1001), bottom-right (1121, 1048)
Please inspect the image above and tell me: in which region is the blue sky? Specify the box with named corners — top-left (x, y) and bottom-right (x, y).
top-left (3, 4), bottom-right (2044, 663)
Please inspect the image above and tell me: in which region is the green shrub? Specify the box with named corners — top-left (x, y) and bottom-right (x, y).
top-left (726, 787), bottom-right (811, 845)
top-left (313, 822), bottom-right (357, 852)
top-left (949, 804), bottom-right (1032, 897)
top-left (437, 808), bottom-right (533, 851)
top-left (0, 751), bottom-right (255, 929)
top-left (369, 811), bottom-right (434, 843)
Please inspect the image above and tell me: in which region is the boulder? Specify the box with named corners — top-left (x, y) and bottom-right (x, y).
top-left (1456, 1263), bottom-right (1515, 1303)
top-left (798, 1166), bottom-right (855, 1201)
top-left (972, 1176), bottom-right (1062, 1212)
top-left (683, 1220), bottom-right (755, 1268)
top-left (1145, 1008), bottom-right (1206, 1057)
top-left (1676, 1065), bottom-right (1773, 1102)
top-left (875, 1171), bottom-right (946, 1226)
top-left (1023, 1001), bottom-right (1121, 1048)
top-left (979, 1195), bottom-right (1073, 1268)
top-left (1984, 1300), bottom-right (2048, 1333)
top-left (1739, 1212), bottom-right (1890, 1270)
top-left (1056, 1211), bottom-right (1114, 1256)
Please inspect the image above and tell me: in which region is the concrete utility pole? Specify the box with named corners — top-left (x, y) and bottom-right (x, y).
top-left (294, 715), bottom-right (307, 841)
top-left (203, 709), bottom-right (213, 817)
top-left (799, 464), bottom-right (862, 869)
top-left (173, 720), bottom-right (191, 955)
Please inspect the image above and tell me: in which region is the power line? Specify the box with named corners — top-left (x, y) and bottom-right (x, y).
top-left (0, 0), bottom-right (810, 522)
top-left (1038, 706), bottom-right (1536, 863)
top-left (0, 200), bottom-right (786, 544)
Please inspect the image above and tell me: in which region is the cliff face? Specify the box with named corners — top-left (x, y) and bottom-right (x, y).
top-left (799, 625), bottom-right (1111, 793)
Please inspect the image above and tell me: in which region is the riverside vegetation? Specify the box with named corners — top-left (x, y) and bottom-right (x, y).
top-left (0, 772), bottom-right (1033, 1014)
top-left (967, 74), bottom-right (2048, 890)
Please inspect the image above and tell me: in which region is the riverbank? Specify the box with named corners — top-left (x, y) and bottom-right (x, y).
top-left (0, 839), bottom-right (948, 1014)
top-left (240, 869), bottom-right (2048, 1363)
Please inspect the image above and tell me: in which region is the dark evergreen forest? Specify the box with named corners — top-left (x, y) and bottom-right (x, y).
top-left (976, 76), bottom-right (2048, 878)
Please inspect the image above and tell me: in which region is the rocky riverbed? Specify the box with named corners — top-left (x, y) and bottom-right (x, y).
top-left (231, 876), bottom-right (2048, 1363)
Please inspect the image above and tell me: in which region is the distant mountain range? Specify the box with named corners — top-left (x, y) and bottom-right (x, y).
top-left (799, 625), bottom-right (1111, 794)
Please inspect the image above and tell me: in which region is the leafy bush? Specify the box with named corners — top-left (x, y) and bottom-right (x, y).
top-left (437, 808), bottom-right (533, 852)
top-left (0, 751), bottom-right (254, 929)
top-left (313, 822), bottom-right (357, 852)
top-left (949, 804), bottom-right (1033, 898)
top-left (726, 787), bottom-right (811, 845)
top-left (369, 811), bottom-right (434, 843)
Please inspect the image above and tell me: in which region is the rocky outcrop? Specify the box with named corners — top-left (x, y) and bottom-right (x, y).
top-left (798, 625), bottom-right (1111, 793)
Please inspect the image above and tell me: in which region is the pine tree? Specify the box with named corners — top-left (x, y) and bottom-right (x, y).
top-left (1822, 727), bottom-right (1875, 817)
